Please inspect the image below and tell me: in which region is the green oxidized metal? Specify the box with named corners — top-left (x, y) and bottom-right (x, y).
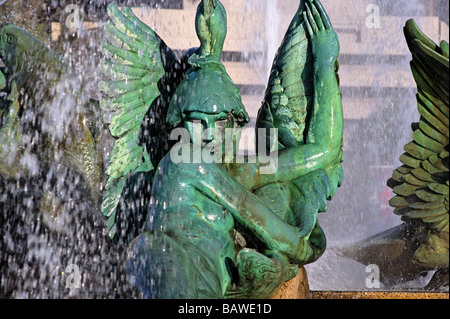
top-left (0, 23), bottom-right (103, 228)
top-left (98, 0), bottom-right (344, 299)
top-left (336, 19), bottom-right (448, 290)
top-left (387, 19), bottom-right (449, 280)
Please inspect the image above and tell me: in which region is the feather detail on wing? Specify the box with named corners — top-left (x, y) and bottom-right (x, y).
top-left (388, 19), bottom-right (449, 232)
top-left (254, 0), bottom-right (343, 238)
top-left (99, 4), bottom-right (184, 239)
top-left (256, 1), bottom-right (313, 151)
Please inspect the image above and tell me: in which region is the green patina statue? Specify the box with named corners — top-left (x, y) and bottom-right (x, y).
top-left (338, 20), bottom-right (448, 290)
top-left (387, 20), bottom-right (449, 288)
top-left (99, 0), bottom-right (343, 298)
top-left (0, 23), bottom-right (103, 228)
top-left (0, 21), bottom-right (112, 297)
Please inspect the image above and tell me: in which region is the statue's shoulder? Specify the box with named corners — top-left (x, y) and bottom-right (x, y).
top-left (153, 144), bottom-right (196, 179)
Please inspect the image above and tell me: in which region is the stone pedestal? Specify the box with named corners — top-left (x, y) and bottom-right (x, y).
top-left (273, 266), bottom-right (310, 299)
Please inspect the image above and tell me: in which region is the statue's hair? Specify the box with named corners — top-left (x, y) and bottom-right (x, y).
top-left (166, 0), bottom-right (249, 128)
top-left (166, 61), bottom-right (249, 127)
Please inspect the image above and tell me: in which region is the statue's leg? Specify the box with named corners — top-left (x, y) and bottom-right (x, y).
top-left (125, 231), bottom-right (199, 299)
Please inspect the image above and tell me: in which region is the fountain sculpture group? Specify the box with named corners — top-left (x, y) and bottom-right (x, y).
top-left (0, 0), bottom-right (447, 298)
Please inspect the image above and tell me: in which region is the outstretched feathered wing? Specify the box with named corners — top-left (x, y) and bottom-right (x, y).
top-left (99, 4), bottom-right (187, 239)
top-left (388, 19), bottom-right (449, 232)
top-left (255, 1), bottom-right (342, 238)
top-left (256, 1), bottom-right (313, 150)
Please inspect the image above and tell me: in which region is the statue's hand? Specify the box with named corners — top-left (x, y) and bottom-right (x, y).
top-left (303, 0), bottom-right (339, 71)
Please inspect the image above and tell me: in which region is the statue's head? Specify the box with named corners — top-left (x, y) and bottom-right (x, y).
top-left (0, 23), bottom-right (29, 90)
top-left (0, 23), bottom-right (69, 93)
top-left (166, 0), bottom-right (249, 155)
top-left (166, 63), bottom-right (249, 153)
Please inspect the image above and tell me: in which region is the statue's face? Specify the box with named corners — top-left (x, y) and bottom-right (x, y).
top-left (0, 24), bottom-right (46, 91)
top-left (0, 24), bottom-right (23, 86)
top-left (182, 110), bottom-right (240, 156)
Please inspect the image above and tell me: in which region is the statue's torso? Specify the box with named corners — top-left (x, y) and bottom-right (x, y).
top-left (147, 152), bottom-right (237, 296)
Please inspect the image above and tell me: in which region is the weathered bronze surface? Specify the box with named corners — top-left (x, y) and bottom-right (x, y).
top-left (0, 0), bottom-right (343, 299)
top-left (387, 19), bottom-right (449, 289)
top-left (0, 21), bottom-right (113, 298)
top-left (99, 0), bottom-right (343, 298)
top-left (388, 19), bottom-right (449, 267)
top-left (0, 23), bottom-right (103, 228)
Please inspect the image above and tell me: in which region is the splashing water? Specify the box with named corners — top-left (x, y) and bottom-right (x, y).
top-left (0, 0), bottom-right (448, 298)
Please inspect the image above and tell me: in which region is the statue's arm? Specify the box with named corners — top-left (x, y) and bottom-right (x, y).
top-left (183, 160), bottom-right (321, 264)
top-left (231, 0), bottom-right (343, 191)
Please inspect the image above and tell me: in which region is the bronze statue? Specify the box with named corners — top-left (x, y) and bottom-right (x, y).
top-left (0, 22), bottom-right (103, 229)
top-left (338, 19), bottom-right (448, 290)
top-left (99, 0), bottom-right (343, 298)
top-left (0, 22), bottom-right (113, 298)
top-left (387, 19), bottom-right (448, 288)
